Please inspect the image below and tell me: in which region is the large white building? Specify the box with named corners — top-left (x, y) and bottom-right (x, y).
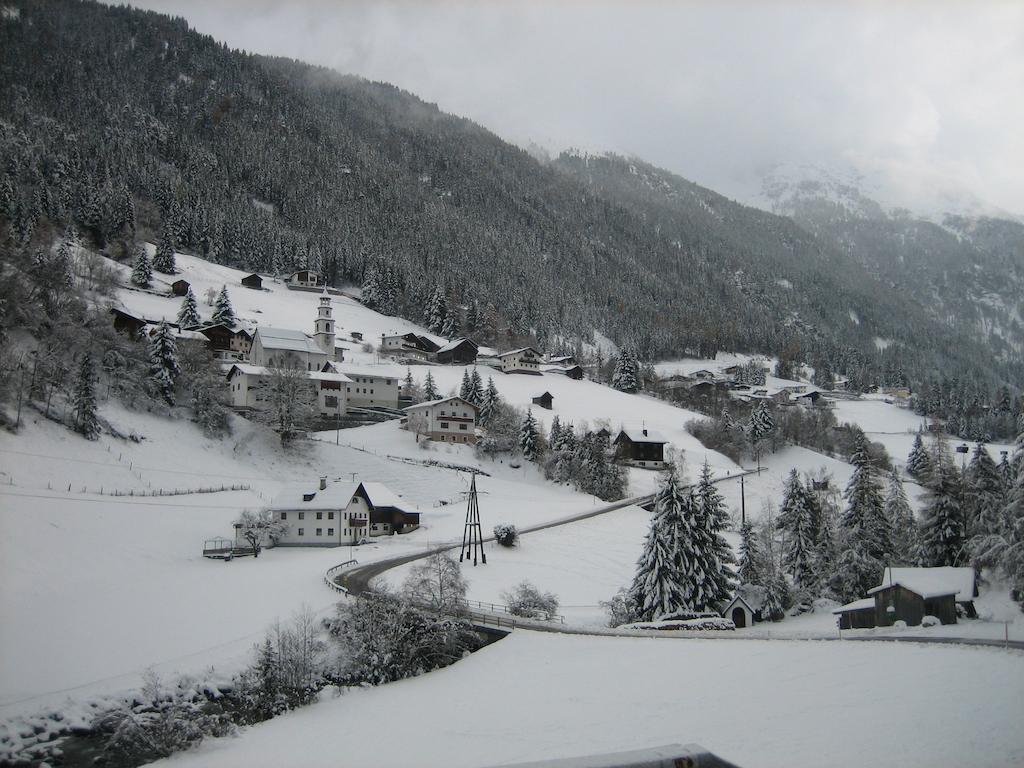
top-left (330, 364), bottom-right (401, 410)
top-left (225, 364), bottom-right (351, 418)
top-left (403, 396), bottom-right (479, 444)
top-left (268, 479), bottom-right (420, 546)
top-left (249, 290), bottom-right (343, 371)
top-left (497, 347), bottom-right (543, 374)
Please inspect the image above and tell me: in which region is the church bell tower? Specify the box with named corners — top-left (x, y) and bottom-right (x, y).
top-left (313, 288), bottom-right (337, 358)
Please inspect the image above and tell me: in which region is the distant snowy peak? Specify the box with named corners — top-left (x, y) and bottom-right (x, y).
top-left (753, 161), bottom-right (1020, 226)
top-left (759, 163), bottom-right (887, 221)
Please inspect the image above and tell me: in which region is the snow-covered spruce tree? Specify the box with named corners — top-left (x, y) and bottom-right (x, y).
top-left (212, 285), bottom-right (235, 326)
top-left (842, 432), bottom-right (892, 561)
top-left (695, 461), bottom-right (736, 606)
top-left (148, 321), bottom-right (181, 405)
top-left (176, 287), bottom-right (200, 328)
top-left (813, 500), bottom-right (840, 597)
top-left (884, 467), bottom-right (919, 566)
top-left (458, 369), bottom-right (472, 401)
top-left (152, 226), bottom-right (176, 273)
top-left (737, 520), bottom-right (762, 585)
top-left (424, 285), bottom-right (448, 334)
top-left (611, 348), bottom-right (639, 393)
top-left (919, 458), bottom-right (966, 567)
top-left (360, 266), bottom-right (380, 310)
top-left (548, 415), bottom-right (562, 450)
top-left (777, 469), bottom-right (818, 593)
top-left (468, 367), bottom-right (483, 406)
top-left (519, 408), bottom-right (540, 461)
top-left (906, 432), bottom-right (932, 480)
top-left (72, 352), bottom-right (100, 439)
top-left (423, 370), bottom-right (440, 402)
top-left (441, 312), bottom-right (458, 339)
top-left (965, 442), bottom-right (1007, 539)
top-left (130, 245), bottom-right (152, 288)
top-left (629, 468), bottom-right (688, 621)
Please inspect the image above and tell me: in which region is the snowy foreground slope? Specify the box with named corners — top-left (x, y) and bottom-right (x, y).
top-left (161, 630), bottom-right (1024, 768)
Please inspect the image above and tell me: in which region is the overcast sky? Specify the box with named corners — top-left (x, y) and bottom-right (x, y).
top-left (128, 1), bottom-right (1023, 216)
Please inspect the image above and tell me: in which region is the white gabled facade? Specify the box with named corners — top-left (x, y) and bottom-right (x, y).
top-left (498, 347), bottom-right (543, 374)
top-left (403, 396), bottom-right (479, 444)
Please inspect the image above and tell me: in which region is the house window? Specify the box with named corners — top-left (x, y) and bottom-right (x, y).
top-left (328, 512), bottom-right (334, 520)
top-left (317, 512), bottom-right (323, 520)
top-left (298, 528), bottom-right (304, 536)
top-left (316, 528), bottom-right (322, 536)
top-left (280, 512), bottom-right (287, 520)
top-left (298, 512), bottom-right (305, 520)
top-left (460, 423), bottom-right (468, 430)
top-left (328, 528), bottom-right (334, 536)
top-left (325, 395), bottom-right (338, 408)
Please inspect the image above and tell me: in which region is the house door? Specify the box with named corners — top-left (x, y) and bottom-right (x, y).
top-left (731, 607), bottom-right (747, 629)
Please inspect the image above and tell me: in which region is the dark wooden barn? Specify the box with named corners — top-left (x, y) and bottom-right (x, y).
top-left (109, 308), bottom-right (148, 337)
top-left (868, 583), bottom-right (958, 626)
top-left (171, 279), bottom-right (190, 296)
top-left (613, 428), bottom-right (668, 468)
top-left (435, 337), bottom-right (479, 365)
top-left (241, 273), bottom-right (263, 290)
top-left (531, 391), bottom-right (554, 410)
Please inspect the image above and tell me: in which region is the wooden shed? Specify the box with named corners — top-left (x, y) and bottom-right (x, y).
top-left (833, 598), bottom-right (878, 630)
top-left (867, 583), bottom-right (957, 626)
top-left (241, 273), bottom-right (263, 290)
top-left (171, 279), bottom-right (191, 296)
top-left (531, 391), bottom-right (554, 410)
top-left (110, 307), bottom-right (148, 337)
top-left (613, 428), bottom-right (668, 468)
top-left (435, 337), bottom-right (479, 365)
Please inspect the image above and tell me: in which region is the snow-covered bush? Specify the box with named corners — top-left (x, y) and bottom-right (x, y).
top-left (600, 587), bottom-right (638, 628)
top-left (623, 617), bottom-right (735, 631)
top-left (232, 609), bottom-right (327, 722)
top-left (503, 581), bottom-right (559, 619)
top-left (921, 615), bottom-right (940, 627)
top-left (91, 671), bottom-right (233, 764)
top-left (330, 592), bottom-right (480, 685)
top-left (493, 522), bottom-right (519, 547)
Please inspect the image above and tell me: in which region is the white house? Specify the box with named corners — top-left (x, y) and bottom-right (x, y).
top-left (379, 333), bottom-right (440, 362)
top-left (333, 364), bottom-right (400, 410)
top-left (226, 364), bottom-right (350, 418)
top-left (403, 396), bottom-right (479, 444)
top-left (498, 347), bottom-right (543, 374)
top-left (269, 479), bottom-right (420, 546)
top-left (283, 269), bottom-right (322, 288)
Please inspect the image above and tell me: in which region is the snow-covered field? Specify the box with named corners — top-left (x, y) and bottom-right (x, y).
top-left (160, 630), bottom-right (1024, 768)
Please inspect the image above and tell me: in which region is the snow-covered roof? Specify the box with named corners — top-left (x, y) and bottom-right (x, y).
top-left (270, 482), bottom-right (357, 511)
top-left (226, 363), bottom-right (271, 377)
top-left (403, 396), bottom-right (479, 413)
top-left (308, 371), bottom-right (353, 383)
top-left (547, 355), bottom-right (574, 364)
top-left (255, 327), bottom-right (324, 355)
top-left (498, 347), bottom-right (541, 358)
top-left (435, 337), bottom-right (478, 354)
top-left (542, 365), bottom-right (582, 375)
top-left (832, 598), bottom-right (876, 614)
top-left (868, 567), bottom-right (976, 601)
top-left (616, 427), bottom-right (668, 444)
top-left (358, 482), bottom-right (410, 511)
top-left (333, 364), bottom-right (399, 380)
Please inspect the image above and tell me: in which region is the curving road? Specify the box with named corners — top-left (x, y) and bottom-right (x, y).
top-left (330, 475), bottom-right (1024, 651)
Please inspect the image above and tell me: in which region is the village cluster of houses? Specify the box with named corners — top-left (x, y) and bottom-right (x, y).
top-left (661, 365), bottom-right (830, 407)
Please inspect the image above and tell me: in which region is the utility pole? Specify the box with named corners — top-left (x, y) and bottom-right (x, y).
top-left (459, 473), bottom-right (486, 566)
top-left (740, 473), bottom-right (746, 526)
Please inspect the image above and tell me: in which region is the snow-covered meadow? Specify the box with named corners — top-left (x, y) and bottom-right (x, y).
top-left (159, 630), bottom-right (1024, 768)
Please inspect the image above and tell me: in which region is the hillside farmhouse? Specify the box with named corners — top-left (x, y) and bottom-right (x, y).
top-left (403, 396), bottom-right (479, 444)
top-left (267, 479), bottom-right (419, 546)
top-left (435, 337), bottom-right (479, 365)
top-left (498, 347), bottom-right (543, 374)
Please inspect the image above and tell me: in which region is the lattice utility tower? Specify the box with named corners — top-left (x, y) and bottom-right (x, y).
top-left (459, 473), bottom-right (486, 566)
